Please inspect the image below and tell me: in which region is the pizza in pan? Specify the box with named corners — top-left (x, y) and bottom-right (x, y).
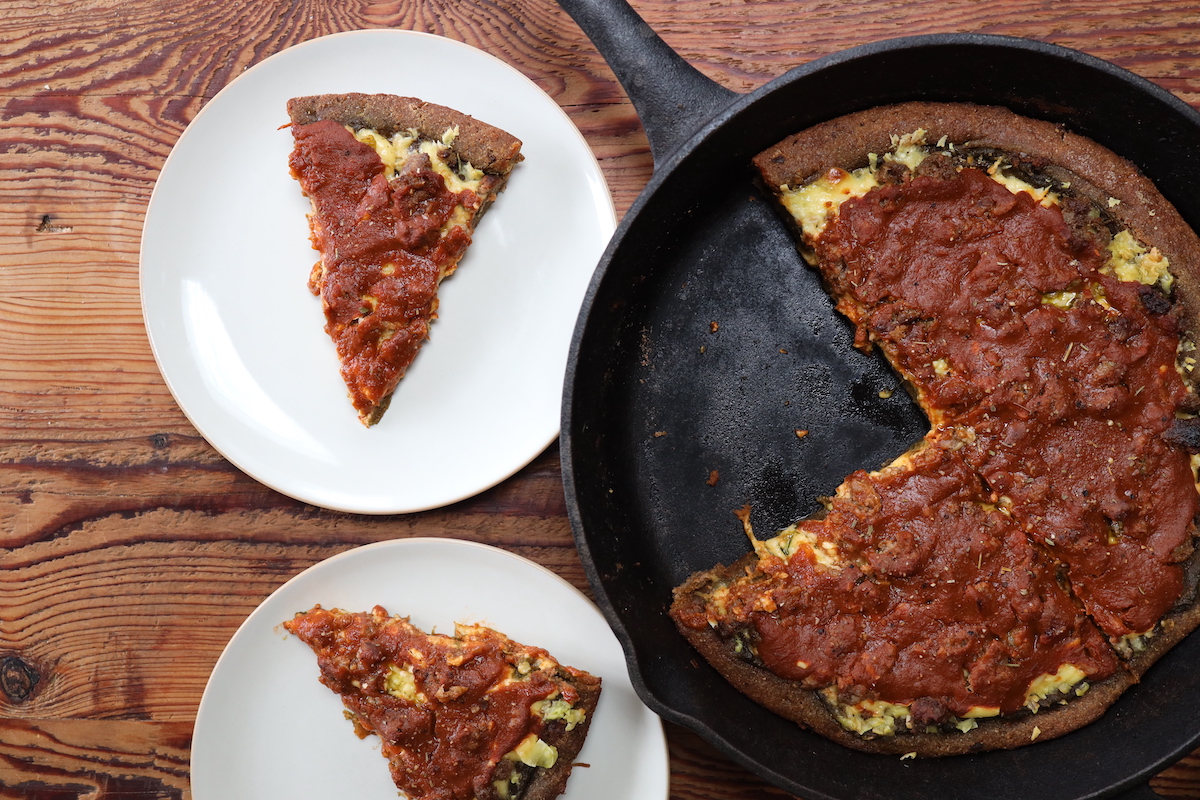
top-left (287, 93), bottom-right (523, 425)
top-left (670, 102), bottom-right (1200, 755)
top-left (284, 605), bottom-right (601, 800)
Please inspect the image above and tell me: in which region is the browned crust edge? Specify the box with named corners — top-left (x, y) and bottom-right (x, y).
top-left (669, 101), bottom-right (1200, 757)
top-left (288, 92), bottom-right (523, 174)
top-left (672, 556), bottom-right (1140, 757)
top-left (518, 673), bottom-right (603, 800)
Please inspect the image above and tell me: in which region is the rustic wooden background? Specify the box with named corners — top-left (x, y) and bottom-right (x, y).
top-left (4, 0), bottom-right (1200, 797)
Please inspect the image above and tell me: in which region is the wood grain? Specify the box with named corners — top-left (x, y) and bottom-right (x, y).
top-left (6, 0), bottom-right (1200, 797)
top-left (0, 719), bottom-right (190, 799)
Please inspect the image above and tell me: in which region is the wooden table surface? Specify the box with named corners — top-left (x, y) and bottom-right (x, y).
top-left (6, 0), bottom-right (1200, 797)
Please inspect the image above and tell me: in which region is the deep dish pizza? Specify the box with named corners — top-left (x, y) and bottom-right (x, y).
top-left (284, 605), bottom-right (601, 800)
top-left (287, 93), bottom-right (523, 425)
top-left (670, 102), bottom-right (1200, 755)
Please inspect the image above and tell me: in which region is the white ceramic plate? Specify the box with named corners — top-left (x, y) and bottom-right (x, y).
top-left (140, 30), bottom-right (615, 513)
top-left (191, 538), bottom-right (668, 800)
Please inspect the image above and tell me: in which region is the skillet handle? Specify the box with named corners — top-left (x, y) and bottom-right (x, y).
top-left (555, 0), bottom-right (736, 166)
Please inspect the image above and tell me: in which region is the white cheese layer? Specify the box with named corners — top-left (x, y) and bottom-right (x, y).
top-left (351, 125), bottom-right (486, 192)
top-left (819, 662), bottom-right (1090, 738)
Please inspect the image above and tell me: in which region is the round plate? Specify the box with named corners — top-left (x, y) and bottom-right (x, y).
top-left (141, 30), bottom-right (616, 513)
top-left (191, 538), bottom-right (668, 800)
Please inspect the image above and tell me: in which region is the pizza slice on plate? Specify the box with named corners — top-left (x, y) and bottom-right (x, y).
top-left (284, 605), bottom-right (601, 800)
top-left (287, 93), bottom-right (523, 425)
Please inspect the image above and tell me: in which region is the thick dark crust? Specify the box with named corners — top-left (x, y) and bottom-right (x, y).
top-left (672, 557), bottom-right (1140, 756)
top-left (359, 393), bottom-right (391, 427)
top-left (517, 672), bottom-right (603, 800)
top-left (288, 93), bottom-right (523, 174)
top-left (672, 101), bottom-right (1200, 757)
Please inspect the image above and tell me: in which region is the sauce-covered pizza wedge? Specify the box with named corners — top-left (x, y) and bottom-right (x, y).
top-left (284, 605), bottom-right (601, 800)
top-left (287, 94), bottom-right (522, 425)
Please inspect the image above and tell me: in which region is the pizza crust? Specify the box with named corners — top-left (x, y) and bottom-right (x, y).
top-left (673, 556), bottom-right (1139, 756)
top-left (672, 101), bottom-right (1200, 756)
top-left (288, 93), bottom-right (523, 174)
top-left (518, 675), bottom-right (602, 800)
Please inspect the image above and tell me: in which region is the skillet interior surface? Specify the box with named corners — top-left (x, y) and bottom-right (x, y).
top-left (562, 34), bottom-right (1200, 800)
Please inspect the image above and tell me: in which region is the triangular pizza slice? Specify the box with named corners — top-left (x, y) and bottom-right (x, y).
top-left (284, 605), bottom-right (602, 800)
top-left (288, 93), bottom-right (523, 425)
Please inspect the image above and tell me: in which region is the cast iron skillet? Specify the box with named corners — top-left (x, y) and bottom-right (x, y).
top-left (558, 1), bottom-right (1200, 798)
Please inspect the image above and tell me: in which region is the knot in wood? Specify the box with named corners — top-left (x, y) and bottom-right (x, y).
top-left (0, 655), bottom-right (41, 703)
top-left (35, 214), bottom-right (72, 234)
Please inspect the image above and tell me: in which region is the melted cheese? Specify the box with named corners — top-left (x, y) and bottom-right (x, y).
top-left (531, 698), bottom-right (587, 730)
top-left (1024, 664), bottom-right (1087, 712)
top-left (819, 663), bottom-right (1088, 737)
top-left (781, 166), bottom-right (880, 240)
top-left (755, 525), bottom-right (843, 569)
top-left (384, 664), bottom-right (427, 704)
top-left (985, 157), bottom-right (1060, 207)
top-left (508, 733), bottom-right (558, 768)
top-left (887, 130), bottom-right (931, 171)
top-left (351, 125), bottom-right (486, 195)
top-left (821, 688), bottom-right (910, 736)
top-left (778, 130), bottom-right (930, 240)
top-left (352, 127), bottom-right (409, 177)
top-left (780, 130), bottom-right (1072, 245)
top-left (1105, 229), bottom-right (1173, 291)
top-left (1042, 290), bottom-right (1078, 310)
top-left (350, 125), bottom-right (486, 279)
top-left (1115, 627), bottom-right (1156, 658)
